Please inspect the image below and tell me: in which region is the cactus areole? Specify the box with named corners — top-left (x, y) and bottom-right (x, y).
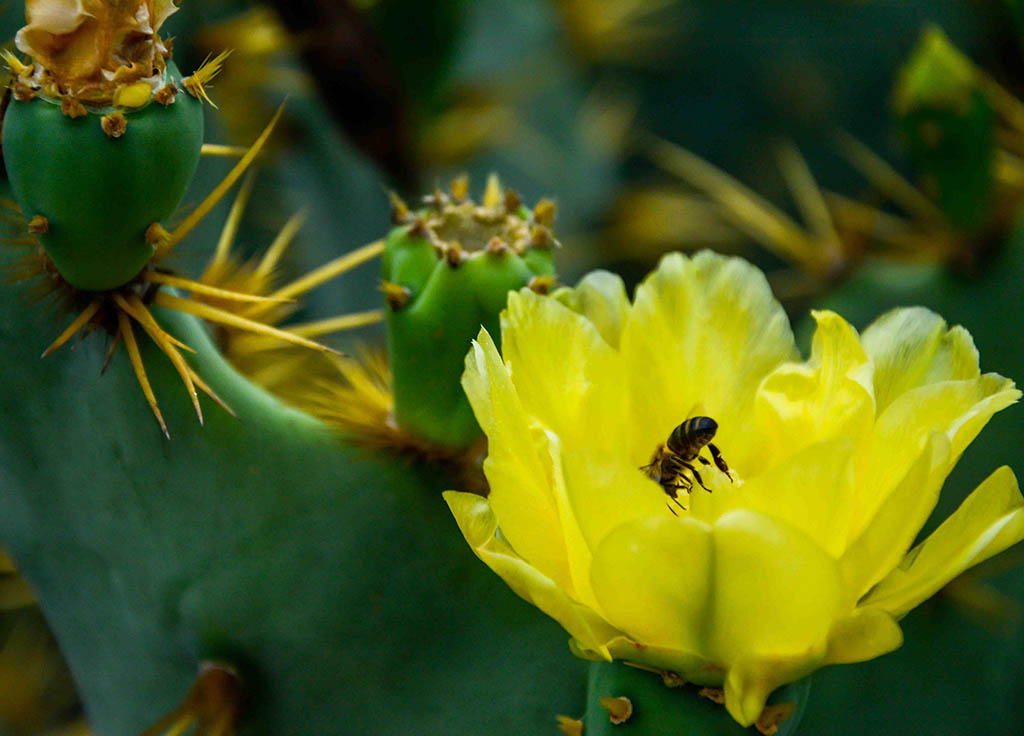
top-left (2, 0), bottom-right (203, 292)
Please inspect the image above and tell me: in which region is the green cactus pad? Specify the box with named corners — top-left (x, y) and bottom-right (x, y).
top-left (3, 62), bottom-right (203, 291)
top-left (382, 179), bottom-right (557, 449)
top-left (0, 243), bottom-right (584, 735)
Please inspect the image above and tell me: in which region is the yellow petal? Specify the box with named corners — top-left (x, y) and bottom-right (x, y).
top-left (538, 430), bottom-right (601, 609)
top-left (723, 655), bottom-right (820, 727)
top-left (561, 448), bottom-right (668, 554)
top-left (862, 466), bottom-right (1024, 618)
top-left (462, 331), bottom-right (578, 593)
top-left (853, 374), bottom-right (1020, 534)
top-left (589, 514), bottom-right (713, 656)
top-left (708, 511), bottom-right (841, 664)
top-left (552, 270), bottom-right (630, 349)
top-left (841, 433), bottom-right (951, 601)
top-left (443, 491), bottom-right (624, 658)
top-left (621, 251), bottom-right (798, 471)
top-left (589, 509), bottom-right (841, 706)
top-left (861, 307), bottom-right (980, 414)
top-left (716, 439), bottom-right (855, 557)
top-left (754, 310), bottom-right (874, 467)
top-left (824, 608), bottom-right (903, 665)
top-left (500, 289), bottom-right (626, 455)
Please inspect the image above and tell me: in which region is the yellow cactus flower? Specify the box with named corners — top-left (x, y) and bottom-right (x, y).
top-left (444, 250), bottom-right (1024, 726)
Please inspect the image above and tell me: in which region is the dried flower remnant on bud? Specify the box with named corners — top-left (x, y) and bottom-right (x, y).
top-left (15, 0), bottom-right (179, 103)
top-left (60, 97), bottom-right (86, 118)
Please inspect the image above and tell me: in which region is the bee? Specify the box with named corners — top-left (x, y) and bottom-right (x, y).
top-left (642, 416), bottom-right (731, 513)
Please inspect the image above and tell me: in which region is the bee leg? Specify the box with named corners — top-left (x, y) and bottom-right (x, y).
top-left (662, 483), bottom-right (689, 513)
top-left (663, 495), bottom-right (688, 511)
top-left (708, 443), bottom-right (732, 482)
top-left (667, 502), bottom-right (678, 516)
top-left (697, 456), bottom-right (711, 466)
top-left (681, 462), bottom-right (711, 492)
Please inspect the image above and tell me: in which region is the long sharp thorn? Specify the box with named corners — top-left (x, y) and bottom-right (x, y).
top-left (644, 133), bottom-right (817, 265)
top-left (270, 310), bottom-right (383, 339)
top-left (156, 292), bottom-right (343, 355)
top-left (117, 312), bottom-right (169, 439)
top-left (136, 318), bottom-right (203, 426)
top-left (42, 300), bottom-right (101, 358)
top-left (201, 143), bottom-right (250, 158)
top-left (113, 295), bottom-right (196, 354)
top-left (255, 208), bottom-right (309, 278)
top-left (209, 170), bottom-right (256, 271)
top-left (188, 367), bottom-right (237, 419)
top-left (121, 299), bottom-right (203, 425)
top-left (157, 101), bottom-right (288, 259)
top-left (100, 330), bottom-right (123, 375)
top-left (144, 271), bottom-right (292, 304)
top-left (117, 295), bottom-right (203, 424)
top-left (247, 239), bottom-right (384, 313)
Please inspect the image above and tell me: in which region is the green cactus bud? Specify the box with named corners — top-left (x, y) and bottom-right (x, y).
top-left (893, 26), bottom-right (994, 231)
top-left (2, 61), bottom-right (204, 291)
top-left (382, 176), bottom-right (558, 449)
top-left (578, 662), bottom-right (810, 736)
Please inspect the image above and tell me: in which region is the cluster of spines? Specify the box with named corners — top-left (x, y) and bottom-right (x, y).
top-left (382, 175), bottom-right (559, 308)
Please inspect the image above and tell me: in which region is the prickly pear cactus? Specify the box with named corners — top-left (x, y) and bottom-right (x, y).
top-left (0, 3), bottom-right (588, 734)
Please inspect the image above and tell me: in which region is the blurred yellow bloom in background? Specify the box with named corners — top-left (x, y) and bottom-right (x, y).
top-left (445, 251), bottom-right (1024, 726)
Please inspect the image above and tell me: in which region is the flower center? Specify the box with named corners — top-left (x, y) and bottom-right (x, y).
top-left (641, 415), bottom-right (733, 514)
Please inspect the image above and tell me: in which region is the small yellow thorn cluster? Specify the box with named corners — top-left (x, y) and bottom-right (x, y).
top-left (183, 50), bottom-right (233, 108)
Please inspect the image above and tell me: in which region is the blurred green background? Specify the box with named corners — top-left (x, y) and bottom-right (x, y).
top-left (3, 0), bottom-right (1024, 733)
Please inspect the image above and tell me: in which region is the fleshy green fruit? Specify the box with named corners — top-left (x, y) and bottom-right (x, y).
top-left (2, 62), bottom-right (203, 291)
top-left (382, 183), bottom-right (557, 449)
